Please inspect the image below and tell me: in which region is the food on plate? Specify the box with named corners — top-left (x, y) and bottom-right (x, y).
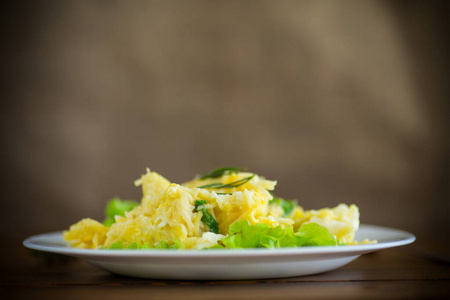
top-left (63, 167), bottom-right (375, 250)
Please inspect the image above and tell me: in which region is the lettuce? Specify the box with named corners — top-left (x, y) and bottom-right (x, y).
top-left (102, 240), bottom-right (183, 250)
top-left (219, 220), bottom-right (341, 249)
top-left (107, 241), bottom-right (124, 249)
top-left (102, 222), bottom-right (340, 250)
top-left (154, 240), bottom-right (183, 249)
top-left (296, 222), bottom-right (342, 246)
top-left (103, 197), bottom-right (139, 227)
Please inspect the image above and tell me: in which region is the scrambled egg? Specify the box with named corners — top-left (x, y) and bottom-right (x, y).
top-left (63, 168), bottom-right (366, 249)
top-left (63, 218), bottom-right (108, 249)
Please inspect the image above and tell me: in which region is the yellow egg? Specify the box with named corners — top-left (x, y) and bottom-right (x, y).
top-left (63, 218), bottom-right (108, 249)
top-left (292, 204), bottom-right (360, 244)
top-left (63, 168), bottom-right (367, 249)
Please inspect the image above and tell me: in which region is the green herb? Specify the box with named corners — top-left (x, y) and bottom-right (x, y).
top-left (193, 200), bottom-right (219, 234)
top-left (198, 175), bottom-right (255, 189)
top-left (195, 200), bottom-right (207, 207)
top-left (269, 196), bottom-right (297, 217)
top-left (103, 197), bottom-right (140, 227)
top-left (216, 193), bottom-right (233, 195)
top-left (199, 167), bottom-right (246, 179)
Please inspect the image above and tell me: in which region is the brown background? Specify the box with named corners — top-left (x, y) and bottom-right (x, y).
top-left (1, 1), bottom-right (449, 257)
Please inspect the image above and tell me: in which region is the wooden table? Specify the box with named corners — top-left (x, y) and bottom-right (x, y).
top-left (2, 241), bottom-right (449, 299)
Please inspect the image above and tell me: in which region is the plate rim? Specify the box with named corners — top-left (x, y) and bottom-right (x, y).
top-left (23, 224), bottom-right (415, 259)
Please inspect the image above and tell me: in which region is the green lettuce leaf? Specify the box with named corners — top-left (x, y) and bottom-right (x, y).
top-left (103, 197), bottom-right (139, 227)
top-left (222, 221), bottom-right (272, 248)
top-left (296, 223), bottom-right (339, 246)
top-left (219, 220), bottom-right (341, 249)
top-left (108, 241), bottom-right (124, 249)
top-left (154, 240), bottom-right (183, 249)
top-left (102, 240), bottom-right (182, 250)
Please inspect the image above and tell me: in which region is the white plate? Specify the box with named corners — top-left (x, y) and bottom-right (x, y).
top-left (23, 224), bottom-right (415, 280)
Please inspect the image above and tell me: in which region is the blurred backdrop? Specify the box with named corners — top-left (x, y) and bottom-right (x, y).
top-left (1, 1), bottom-right (449, 257)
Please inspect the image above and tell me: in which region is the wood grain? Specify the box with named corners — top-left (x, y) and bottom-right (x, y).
top-left (1, 241), bottom-right (449, 299)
